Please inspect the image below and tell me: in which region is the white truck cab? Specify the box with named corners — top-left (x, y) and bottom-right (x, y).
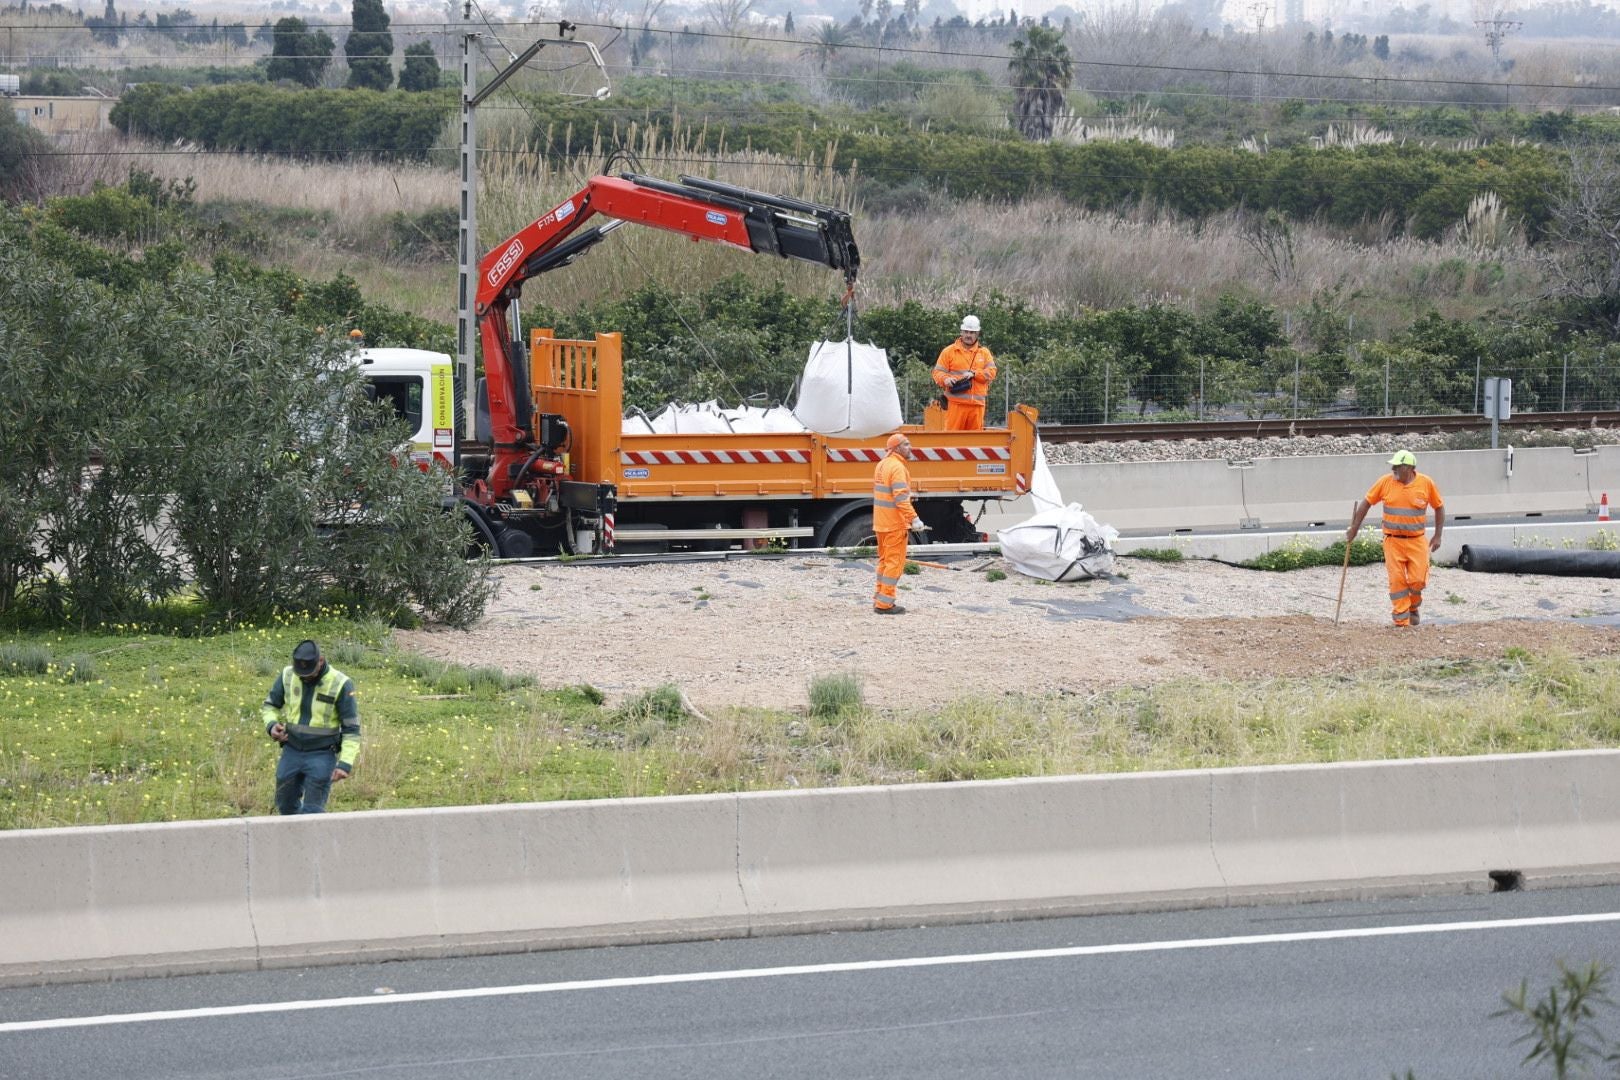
top-left (356, 348), bottom-right (456, 471)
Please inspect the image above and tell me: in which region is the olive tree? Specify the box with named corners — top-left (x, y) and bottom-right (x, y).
top-left (0, 235), bottom-right (491, 627)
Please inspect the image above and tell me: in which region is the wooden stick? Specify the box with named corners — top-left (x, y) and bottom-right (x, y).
top-left (1333, 513), bottom-right (1354, 626)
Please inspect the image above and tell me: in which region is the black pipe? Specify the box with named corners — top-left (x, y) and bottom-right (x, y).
top-left (1457, 544), bottom-right (1620, 577)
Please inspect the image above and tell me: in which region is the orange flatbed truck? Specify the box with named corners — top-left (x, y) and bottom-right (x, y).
top-left (525, 328), bottom-right (1038, 552)
top-left (379, 171), bottom-right (1038, 556)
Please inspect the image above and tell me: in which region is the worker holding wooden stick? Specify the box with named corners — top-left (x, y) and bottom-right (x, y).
top-left (1346, 450), bottom-right (1445, 627)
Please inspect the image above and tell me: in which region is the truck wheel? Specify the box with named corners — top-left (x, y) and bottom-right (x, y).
top-left (494, 525), bottom-right (535, 559)
top-left (828, 511), bottom-right (875, 549)
top-left (461, 503), bottom-right (498, 557)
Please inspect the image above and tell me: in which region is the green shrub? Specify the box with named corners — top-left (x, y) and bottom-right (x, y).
top-left (562, 683), bottom-right (606, 706)
top-left (0, 644), bottom-right (52, 676)
top-left (615, 684), bottom-right (688, 727)
top-left (903, 562), bottom-right (921, 575)
top-left (469, 665), bottom-right (532, 692)
top-left (394, 653), bottom-right (448, 681)
top-left (986, 568), bottom-right (1008, 582)
top-left (808, 672), bottom-right (864, 720)
top-left (1244, 537), bottom-right (1384, 572)
top-left (59, 653), bottom-right (99, 683)
top-left (1129, 548), bottom-right (1186, 562)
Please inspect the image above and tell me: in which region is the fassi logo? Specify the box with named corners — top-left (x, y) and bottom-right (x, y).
top-left (487, 238), bottom-right (525, 286)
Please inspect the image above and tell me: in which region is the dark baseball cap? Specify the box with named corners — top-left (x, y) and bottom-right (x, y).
top-left (292, 639), bottom-right (322, 676)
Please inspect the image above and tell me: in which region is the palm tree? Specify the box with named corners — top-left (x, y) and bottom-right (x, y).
top-left (801, 22), bottom-right (849, 71)
top-left (1007, 25), bottom-right (1073, 141)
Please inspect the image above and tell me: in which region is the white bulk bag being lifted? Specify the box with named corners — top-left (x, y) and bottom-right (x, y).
top-left (997, 504), bottom-right (1119, 582)
top-left (792, 338), bottom-right (903, 439)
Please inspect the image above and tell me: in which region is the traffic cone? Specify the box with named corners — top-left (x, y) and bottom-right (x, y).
top-left (1600, 493), bottom-right (1611, 522)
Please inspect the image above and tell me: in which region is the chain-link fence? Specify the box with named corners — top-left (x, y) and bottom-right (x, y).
top-left (897, 357), bottom-right (1620, 426)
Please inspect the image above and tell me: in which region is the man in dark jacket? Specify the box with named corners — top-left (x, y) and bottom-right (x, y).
top-left (262, 639), bottom-right (360, 814)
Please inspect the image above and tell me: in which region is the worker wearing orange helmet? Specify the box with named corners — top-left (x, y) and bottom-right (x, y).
top-left (872, 433), bottom-right (927, 614)
top-left (932, 315), bottom-right (997, 431)
top-left (1346, 450), bottom-right (1445, 627)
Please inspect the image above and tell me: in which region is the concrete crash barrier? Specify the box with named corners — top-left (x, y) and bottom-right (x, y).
top-left (2, 750), bottom-right (1618, 986)
top-left (1458, 544), bottom-right (1620, 577)
top-left (998, 447), bottom-right (1618, 538)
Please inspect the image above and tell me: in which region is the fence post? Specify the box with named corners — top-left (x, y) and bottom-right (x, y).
top-left (1104, 362), bottom-right (1111, 424)
top-left (1474, 358), bottom-right (1481, 414)
top-left (904, 378), bottom-right (910, 422)
top-left (1293, 353), bottom-right (1300, 417)
top-left (1199, 358), bottom-right (1205, 420)
top-left (1005, 372), bottom-right (1011, 420)
top-left (1562, 352), bottom-right (1569, 412)
top-left (1384, 353), bottom-right (1390, 417)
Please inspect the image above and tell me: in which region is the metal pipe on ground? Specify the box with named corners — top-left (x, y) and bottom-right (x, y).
top-left (1457, 545), bottom-right (1620, 577)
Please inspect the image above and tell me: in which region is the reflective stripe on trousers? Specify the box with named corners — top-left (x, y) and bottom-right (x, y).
top-left (1384, 534), bottom-right (1429, 625)
top-left (873, 528), bottom-right (908, 610)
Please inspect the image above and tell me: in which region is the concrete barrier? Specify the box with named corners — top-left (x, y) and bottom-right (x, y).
top-left (966, 445), bottom-right (1620, 562)
top-left (971, 446), bottom-right (1620, 538)
top-left (1112, 520), bottom-right (1616, 564)
top-left (245, 797), bottom-right (746, 968)
top-left (0, 820), bottom-right (255, 983)
top-left (4, 751), bottom-right (1619, 986)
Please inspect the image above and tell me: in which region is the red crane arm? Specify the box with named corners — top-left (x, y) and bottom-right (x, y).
top-left (472, 173), bottom-right (860, 500)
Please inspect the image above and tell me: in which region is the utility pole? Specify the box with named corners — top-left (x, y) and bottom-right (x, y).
top-left (1248, 2), bottom-right (1268, 103)
top-left (1474, 18), bottom-right (1520, 70)
top-left (455, 12), bottom-right (611, 438)
top-left (457, 2), bottom-right (477, 438)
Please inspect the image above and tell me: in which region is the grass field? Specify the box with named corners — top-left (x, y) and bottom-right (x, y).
top-left (3, 620), bottom-right (1617, 830)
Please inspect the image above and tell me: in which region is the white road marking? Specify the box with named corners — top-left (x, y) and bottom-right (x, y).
top-left (4, 911), bottom-right (1618, 1034)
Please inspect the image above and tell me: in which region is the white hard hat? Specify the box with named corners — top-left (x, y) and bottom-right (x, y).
top-left (960, 315), bottom-right (981, 333)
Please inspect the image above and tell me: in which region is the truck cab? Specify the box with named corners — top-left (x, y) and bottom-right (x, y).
top-left (356, 348), bottom-right (457, 473)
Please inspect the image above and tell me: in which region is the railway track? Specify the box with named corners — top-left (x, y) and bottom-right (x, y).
top-left (1038, 410), bottom-right (1620, 443)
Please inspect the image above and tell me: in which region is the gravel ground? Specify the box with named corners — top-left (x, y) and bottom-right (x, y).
top-left (396, 555), bottom-right (1620, 712)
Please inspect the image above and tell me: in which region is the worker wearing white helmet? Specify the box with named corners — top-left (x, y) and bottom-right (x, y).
top-left (931, 314), bottom-right (997, 431)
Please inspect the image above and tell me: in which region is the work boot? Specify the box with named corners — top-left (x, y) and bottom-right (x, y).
top-left (1409, 608), bottom-right (1420, 625)
top-left (873, 605), bottom-right (906, 615)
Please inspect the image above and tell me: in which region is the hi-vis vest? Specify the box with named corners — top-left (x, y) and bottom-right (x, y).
top-left (873, 454), bottom-right (918, 532)
top-left (264, 665), bottom-right (358, 765)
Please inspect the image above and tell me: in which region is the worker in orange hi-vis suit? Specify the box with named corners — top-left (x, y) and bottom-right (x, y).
top-left (932, 314), bottom-right (997, 431)
top-left (872, 433), bottom-right (928, 615)
top-left (1346, 449), bottom-right (1446, 627)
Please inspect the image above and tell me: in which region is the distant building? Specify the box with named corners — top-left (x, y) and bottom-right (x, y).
top-left (11, 95), bottom-right (116, 135)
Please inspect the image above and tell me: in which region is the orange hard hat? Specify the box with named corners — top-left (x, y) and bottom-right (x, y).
top-left (886, 433), bottom-right (909, 451)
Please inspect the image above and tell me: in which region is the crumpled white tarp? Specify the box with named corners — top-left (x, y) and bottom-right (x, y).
top-left (996, 440), bottom-right (1118, 580)
top-left (997, 504), bottom-right (1119, 581)
top-left (792, 338), bottom-right (903, 439)
top-left (1026, 435), bottom-right (1064, 514)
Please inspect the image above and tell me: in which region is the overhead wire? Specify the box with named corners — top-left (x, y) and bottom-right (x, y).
top-left (10, 16), bottom-right (1620, 94)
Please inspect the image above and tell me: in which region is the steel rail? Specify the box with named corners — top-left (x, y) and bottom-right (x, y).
top-left (1038, 410), bottom-right (1620, 443)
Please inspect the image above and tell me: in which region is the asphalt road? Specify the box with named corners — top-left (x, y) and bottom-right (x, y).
top-left (4, 885), bottom-right (1619, 1080)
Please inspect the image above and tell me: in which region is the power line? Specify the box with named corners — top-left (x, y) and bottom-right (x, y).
top-left (9, 17), bottom-right (1620, 95)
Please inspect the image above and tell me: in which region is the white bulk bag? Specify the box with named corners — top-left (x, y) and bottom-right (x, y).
top-left (997, 503), bottom-right (1119, 581)
top-left (648, 402), bottom-right (734, 434)
top-left (725, 405), bottom-right (807, 434)
top-left (792, 338), bottom-right (903, 439)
